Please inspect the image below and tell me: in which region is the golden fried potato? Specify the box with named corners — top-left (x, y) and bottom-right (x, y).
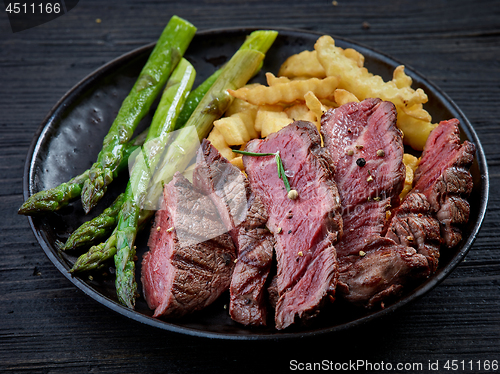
top-left (230, 156), bottom-right (244, 170)
top-left (400, 153), bottom-right (419, 199)
top-left (256, 106), bottom-right (292, 137)
top-left (392, 65), bottom-right (412, 89)
top-left (266, 72), bottom-right (291, 86)
top-left (265, 73), bottom-right (311, 86)
top-left (315, 35), bottom-right (437, 150)
top-left (285, 102), bottom-right (318, 128)
top-left (344, 48), bottom-right (365, 68)
top-left (228, 76), bottom-right (339, 106)
top-left (221, 97), bottom-right (259, 140)
top-left (224, 97), bottom-right (259, 118)
top-left (206, 126), bottom-right (236, 160)
top-left (213, 116), bottom-right (252, 146)
top-left (278, 50), bottom-right (326, 79)
top-left (252, 104), bottom-right (281, 132)
top-left (334, 88), bottom-right (360, 106)
top-left (304, 91), bottom-right (328, 130)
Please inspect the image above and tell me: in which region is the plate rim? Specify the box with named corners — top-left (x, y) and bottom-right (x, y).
top-left (23, 26), bottom-right (489, 340)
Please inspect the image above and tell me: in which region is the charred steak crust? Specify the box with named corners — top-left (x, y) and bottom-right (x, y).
top-left (413, 119), bottom-right (476, 248)
top-left (321, 98), bottom-right (430, 307)
top-left (229, 227), bottom-right (275, 326)
top-left (193, 139), bottom-right (273, 326)
top-left (386, 192), bottom-right (441, 273)
top-left (142, 172), bottom-right (236, 318)
top-left (243, 120), bottom-right (342, 329)
top-left (337, 237), bottom-right (429, 308)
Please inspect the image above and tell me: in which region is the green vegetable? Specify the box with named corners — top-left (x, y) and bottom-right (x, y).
top-left (70, 239), bottom-right (114, 274)
top-left (80, 16), bottom-right (197, 214)
top-left (59, 193), bottom-right (126, 252)
top-left (174, 67), bottom-right (223, 131)
top-left (18, 130), bottom-right (147, 215)
top-left (68, 210), bottom-right (153, 272)
top-left (71, 58), bottom-right (194, 282)
top-left (113, 58), bottom-right (196, 308)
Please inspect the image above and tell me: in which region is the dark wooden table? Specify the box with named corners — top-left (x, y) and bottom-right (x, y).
top-left (1, 0), bottom-right (499, 372)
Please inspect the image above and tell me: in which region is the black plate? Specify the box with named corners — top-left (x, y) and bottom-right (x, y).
top-left (23, 28), bottom-right (489, 340)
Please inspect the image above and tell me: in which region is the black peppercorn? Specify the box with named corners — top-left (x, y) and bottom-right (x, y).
top-left (356, 157), bottom-right (366, 167)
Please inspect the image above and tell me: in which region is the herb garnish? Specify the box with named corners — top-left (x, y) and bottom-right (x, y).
top-left (233, 149), bottom-right (292, 193)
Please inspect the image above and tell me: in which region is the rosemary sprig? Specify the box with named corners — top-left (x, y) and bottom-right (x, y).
top-left (233, 149), bottom-right (291, 193)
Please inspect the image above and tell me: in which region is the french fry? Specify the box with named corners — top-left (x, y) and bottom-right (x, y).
top-left (285, 102), bottom-right (318, 128)
top-left (256, 106), bottom-right (292, 137)
top-left (228, 75), bottom-right (339, 106)
top-left (224, 96), bottom-right (259, 118)
top-left (253, 104), bottom-right (282, 132)
top-left (278, 50), bottom-right (326, 79)
top-left (234, 112), bottom-right (259, 139)
top-left (344, 48), bottom-right (365, 68)
top-left (222, 97), bottom-right (259, 139)
top-left (392, 65), bottom-right (412, 89)
top-left (207, 126), bottom-right (236, 161)
top-left (230, 156), bottom-right (245, 170)
top-left (400, 153), bottom-right (419, 199)
top-left (266, 72), bottom-right (291, 86)
top-left (213, 116), bottom-right (252, 146)
top-left (315, 35), bottom-right (437, 150)
top-left (304, 91), bottom-right (328, 130)
top-left (334, 88), bottom-right (360, 106)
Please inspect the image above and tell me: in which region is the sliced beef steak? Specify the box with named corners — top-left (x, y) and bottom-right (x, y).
top-left (321, 98), bottom-right (405, 261)
top-left (229, 227), bottom-right (275, 326)
top-left (321, 98), bottom-right (429, 307)
top-left (386, 192), bottom-right (441, 272)
top-left (243, 120), bottom-right (342, 329)
top-left (141, 172), bottom-right (236, 318)
top-left (412, 119), bottom-right (475, 248)
top-left (193, 140), bottom-right (274, 326)
top-left (193, 139), bottom-right (250, 243)
top-left (337, 237), bottom-right (429, 307)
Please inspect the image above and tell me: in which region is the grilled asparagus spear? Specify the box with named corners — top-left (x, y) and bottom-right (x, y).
top-left (111, 58), bottom-right (196, 308)
top-left (80, 16), bottom-right (196, 213)
top-left (18, 130), bottom-right (147, 215)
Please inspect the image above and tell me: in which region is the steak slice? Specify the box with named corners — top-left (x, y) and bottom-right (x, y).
top-left (412, 119), bottom-right (475, 248)
top-left (243, 120), bottom-right (342, 329)
top-left (193, 139), bottom-right (274, 326)
top-left (229, 227), bottom-right (275, 326)
top-left (321, 98), bottom-right (429, 307)
top-left (321, 98), bottom-right (405, 262)
top-left (386, 192), bottom-right (441, 272)
top-left (337, 237), bottom-right (429, 307)
top-left (193, 139), bottom-right (250, 243)
top-left (141, 172), bottom-right (236, 318)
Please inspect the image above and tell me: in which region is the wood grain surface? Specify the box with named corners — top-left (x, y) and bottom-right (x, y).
top-left (1, 0), bottom-right (499, 372)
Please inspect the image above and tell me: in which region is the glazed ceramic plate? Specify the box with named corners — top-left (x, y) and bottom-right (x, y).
top-left (23, 28), bottom-right (489, 340)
